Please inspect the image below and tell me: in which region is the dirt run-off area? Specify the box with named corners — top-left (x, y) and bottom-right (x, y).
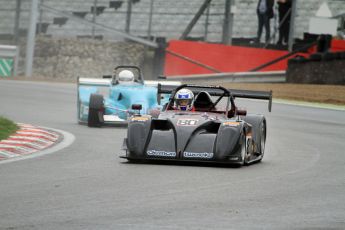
top-left (1, 77), bottom-right (345, 106)
top-left (223, 83), bottom-right (345, 106)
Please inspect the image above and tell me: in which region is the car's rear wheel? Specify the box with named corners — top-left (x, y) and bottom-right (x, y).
top-left (257, 121), bottom-right (266, 162)
top-left (88, 94), bottom-right (104, 127)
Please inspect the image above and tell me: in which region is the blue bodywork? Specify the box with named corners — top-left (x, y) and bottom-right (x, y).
top-left (78, 79), bottom-right (171, 124)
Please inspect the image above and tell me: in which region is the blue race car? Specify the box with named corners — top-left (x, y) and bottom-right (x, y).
top-left (77, 66), bottom-right (180, 127)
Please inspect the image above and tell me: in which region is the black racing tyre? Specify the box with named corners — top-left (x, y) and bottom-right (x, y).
top-left (333, 52), bottom-right (342, 60)
top-left (88, 94), bottom-right (104, 127)
top-left (257, 121), bottom-right (266, 162)
top-left (238, 133), bottom-right (247, 167)
top-left (288, 55), bottom-right (308, 64)
top-left (340, 52), bottom-right (345, 60)
top-left (310, 53), bottom-right (322, 61)
top-left (322, 52), bottom-right (335, 61)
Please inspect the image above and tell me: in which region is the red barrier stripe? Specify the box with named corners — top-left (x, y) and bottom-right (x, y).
top-left (0, 147), bottom-right (24, 155)
top-left (12, 134), bottom-right (56, 141)
top-left (18, 129), bottom-right (58, 138)
top-left (165, 40), bottom-right (291, 76)
top-left (7, 137), bottom-right (52, 145)
top-left (4, 140), bottom-right (51, 148)
top-left (1, 142), bottom-right (40, 150)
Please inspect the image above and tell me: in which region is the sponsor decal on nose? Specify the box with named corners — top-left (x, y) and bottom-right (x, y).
top-left (147, 150), bottom-right (176, 157)
top-left (183, 152), bottom-right (214, 159)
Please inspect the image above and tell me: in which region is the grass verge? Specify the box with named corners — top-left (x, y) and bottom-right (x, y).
top-left (0, 117), bottom-right (18, 141)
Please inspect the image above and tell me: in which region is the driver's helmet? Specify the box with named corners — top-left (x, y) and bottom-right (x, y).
top-left (118, 70), bottom-right (134, 83)
top-left (174, 88), bottom-right (194, 111)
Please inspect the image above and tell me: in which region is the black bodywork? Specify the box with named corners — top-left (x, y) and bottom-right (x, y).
top-left (122, 84), bottom-right (272, 166)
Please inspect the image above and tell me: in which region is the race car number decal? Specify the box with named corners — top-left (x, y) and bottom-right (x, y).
top-left (177, 119), bottom-right (198, 126)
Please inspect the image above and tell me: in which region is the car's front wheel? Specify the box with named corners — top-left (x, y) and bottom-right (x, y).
top-left (88, 94), bottom-right (104, 127)
top-left (238, 133), bottom-right (247, 167)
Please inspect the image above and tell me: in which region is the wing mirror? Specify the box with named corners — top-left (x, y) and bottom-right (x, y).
top-left (237, 109), bottom-right (247, 116)
top-left (131, 104), bottom-right (142, 115)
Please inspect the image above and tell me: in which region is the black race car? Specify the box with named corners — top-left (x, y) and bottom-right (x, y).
top-left (121, 84), bottom-right (272, 166)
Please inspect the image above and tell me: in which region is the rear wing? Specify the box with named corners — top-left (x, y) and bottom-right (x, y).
top-left (158, 84), bottom-right (272, 112)
top-left (230, 89), bottom-right (272, 112)
top-left (78, 77), bottom-right (112, 86)
top-left (77, 78), bottom-right (181, 87)
top-left (144, 80), bottom-right (181, 88)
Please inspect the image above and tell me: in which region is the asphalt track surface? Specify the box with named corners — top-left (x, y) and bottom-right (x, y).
top-left (0, 80), bottom-right (345, 230)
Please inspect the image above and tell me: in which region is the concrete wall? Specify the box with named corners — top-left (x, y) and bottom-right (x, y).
top-left (20, 36), bottom-right (145, 79)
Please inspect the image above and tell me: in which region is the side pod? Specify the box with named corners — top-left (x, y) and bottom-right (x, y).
top-left (214, 122), bottom-right (244, 160)
top-left (126, 118), bottom-right (152, 157)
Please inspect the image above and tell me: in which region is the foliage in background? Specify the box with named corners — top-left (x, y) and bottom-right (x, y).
top-left (0, 116), bottom-right (18, 141)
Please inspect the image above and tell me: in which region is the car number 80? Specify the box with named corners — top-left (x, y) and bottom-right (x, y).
top-left (177, 119), bottom-right (198, 126)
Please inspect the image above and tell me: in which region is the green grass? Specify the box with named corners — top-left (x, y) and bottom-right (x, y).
top-left (0, 116), bottom-right (18, 141)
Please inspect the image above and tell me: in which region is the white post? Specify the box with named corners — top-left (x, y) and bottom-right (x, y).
top-left (147, 0), bottom-right (154, 38)
top-left (92, 0), bottom-right (98, 39)
top-left (288, 0), bottom-right (297, 52)
top-left (25, 0), bottom-right (39, 77)
top-left (14, 0), bottom-right (21, 45)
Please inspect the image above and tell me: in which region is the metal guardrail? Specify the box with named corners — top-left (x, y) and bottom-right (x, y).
top-left (167, 71), bottom-right (286, 83)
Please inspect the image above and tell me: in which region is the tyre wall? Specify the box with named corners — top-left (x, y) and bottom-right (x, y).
top-left (286, 52), bottom-right (345, 85)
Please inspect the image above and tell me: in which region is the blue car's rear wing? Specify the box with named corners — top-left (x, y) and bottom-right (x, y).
top-left (78, 77), bottom-right (112, 86)
top-left (158, 83), bottom-right (272, 112)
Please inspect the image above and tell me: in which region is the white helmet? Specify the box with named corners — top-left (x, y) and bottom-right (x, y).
top-left (118, 70), bottom-right (134, 83)
top-left (174, 88), bottom-right (194, 111)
